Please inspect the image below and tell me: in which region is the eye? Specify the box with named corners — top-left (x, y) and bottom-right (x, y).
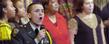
top-left (35, 9), bottom-right (40, 12)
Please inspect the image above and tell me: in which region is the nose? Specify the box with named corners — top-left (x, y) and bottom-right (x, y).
top-left (13, 7), bottom-right (16, 12)
top-left (39, 10), bottom-right (44, 16)
top-left (39, 13), bottom-right (43, 16)
top-left (55, 3), bottom-right (59, 7)
top-left (89, 2), bottom-right (94, 8)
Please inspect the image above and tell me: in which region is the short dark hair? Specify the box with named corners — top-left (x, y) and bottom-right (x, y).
top-left (1, 0), bottom-right (9, 8)
top-left (40, 0), bottom-right (49, 10)
top-left (73, 0), bottom-right (84, 13)
top-left (27, 2), bottom-right (42, 13)
top-left (0, 4), bottom-right (5, 19)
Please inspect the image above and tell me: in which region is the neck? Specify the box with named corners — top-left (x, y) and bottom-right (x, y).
top-left (48, 11), bottom-right (56, 16)
top-left (82, 11), bottom-right (92, 16)
top-left (30, 21), bottom-right (41, 27)
top-left (15, 16), bottom-right (20, 23)
top-left (4, 14), bottom-right (8, 22)
top-left (0, 18), bottom-right (7, 23)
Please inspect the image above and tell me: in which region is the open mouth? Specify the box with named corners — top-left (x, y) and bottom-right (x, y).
top-left (39, 17), bottom-right (43, 20)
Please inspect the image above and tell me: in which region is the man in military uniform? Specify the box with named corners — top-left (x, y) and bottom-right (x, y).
top-left (12, 2), bottom-right (52, 44)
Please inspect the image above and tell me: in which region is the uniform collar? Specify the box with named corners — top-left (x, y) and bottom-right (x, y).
top-left (30, 22), bottom-right (41, 31)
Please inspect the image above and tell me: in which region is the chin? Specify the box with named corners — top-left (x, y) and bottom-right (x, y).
top-left (87, 10), bottom-right (93, 14)
top-left (38, 23), bottom-right (42, 25)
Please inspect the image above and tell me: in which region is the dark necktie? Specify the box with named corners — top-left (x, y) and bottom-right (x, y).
top-left (35, 28), bottom-right (39, 36)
